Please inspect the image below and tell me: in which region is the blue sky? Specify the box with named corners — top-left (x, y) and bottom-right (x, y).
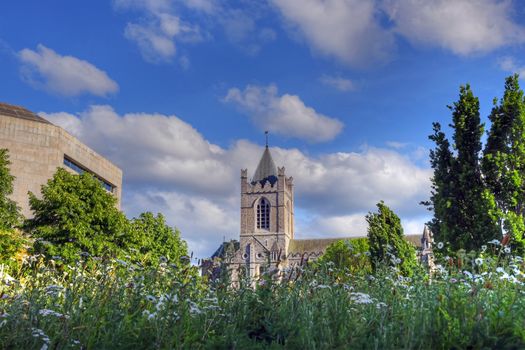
top-left (2, 0), bottom-right (525, 258)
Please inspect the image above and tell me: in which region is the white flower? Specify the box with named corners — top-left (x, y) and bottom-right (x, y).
top-left (350, 292), bottom-right (374, 304)
top-left (376, 302), bottom-right (387, 309)
top-left (488, 239), bottom-right (501, 246)
top-left (39, 309), bottom-right (69, 319)
top-left (496, 267), bottom-right (505, 274)
top-left (481, 245), bottom-right (487, 252)
top-left (474, 258), bottom-right (483, 266)
top-left (189, 301), bottom-right (202, 315)
top-left (437, 242), bottom-right (444, 249)
top-left (316, 284), bottom-right (331, 290)
top-left (504, 247), bottom-right (511, 254)
top-left (146, 295), bottom-right (156, 302)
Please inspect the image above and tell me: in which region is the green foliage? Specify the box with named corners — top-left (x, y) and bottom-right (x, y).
top-left (426, 85), bottom-right (499, 251)
top-left (127, 212), bottom-right (188, 266)
top-left (24, 168), bottom-right (128, 262)
top-left (483, 74), bottom-right (525, 251)
top-left (0, 149), bottom-right (21, 230)
top-left (0, 229), bottom-right (29, 273)
top-left (318, 238), bottom-right (371, 275)
top-left (366, 201), bottom-right (417, 276)
top-left (3, 247), bottom-right (525, 349)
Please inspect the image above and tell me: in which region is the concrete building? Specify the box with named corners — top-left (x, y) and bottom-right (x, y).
top-left (0, 102), bottom-right (122, 217)
top-left (204, 144), bottom-right (427, 283)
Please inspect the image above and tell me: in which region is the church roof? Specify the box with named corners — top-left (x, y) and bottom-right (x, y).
top-left (0, 102), bottom-right (52, 125)
top-left (288, 238), bottom-right (347, 254)
top-left (288, 234), bottom-right (423, 255)
top-left (251, 146), bottom-right (278, 185)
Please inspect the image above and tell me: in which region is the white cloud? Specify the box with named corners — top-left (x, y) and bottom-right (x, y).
top-left (224, 84), bottom-right (343, 142)
top-left (271, 0), bottom-right (395, 67)
top-left (320, 75), bottom-right (356, 92)
top-left (18, 45), bottom-right (118, 97)
top-left (115, 0), bottom-right (204, 63)
top-left (42, 105), bottom-right (431, 258)
top-left (498, 56), bottom-right (525, 76)
top-left (383, 0), bottom-right (525, 55)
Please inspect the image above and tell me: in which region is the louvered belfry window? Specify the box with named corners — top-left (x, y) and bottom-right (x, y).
top-left (257, 198), bottom-right (270, 229)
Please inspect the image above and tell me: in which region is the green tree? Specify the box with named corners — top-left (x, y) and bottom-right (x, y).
top-left (25, 168), bottom-right (128, 262)
top-left (0, 149), bottom-right (21, 230)
top-left (127, 212), bottom-right (188, 266)
top-left (426, 85), bottom-right (499, 251)
top-left (367, 201), bottom-right (416, 276)
top-left (483, 75), bottom-right (525, 251)
top-left (423, 122), bottom-right (456, 245)
top-left (318, 238), bottom-right (371, 275)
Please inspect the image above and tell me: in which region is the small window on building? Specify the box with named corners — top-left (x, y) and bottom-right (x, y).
top-left (63, 156), bottom-right (115, 193)
top-left (257, 198), bottom-right (270, 229)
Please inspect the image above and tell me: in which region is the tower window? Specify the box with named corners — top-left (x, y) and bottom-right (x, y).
top-left (257, 198), bottom-right (270, 229)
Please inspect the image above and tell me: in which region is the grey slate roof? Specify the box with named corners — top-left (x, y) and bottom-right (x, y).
top-left (0, 102), bottom-right (52, 125)
top-left (288, 234), bottom-right (423, 255)
top-left (251, 146), bottom-right (278, 185)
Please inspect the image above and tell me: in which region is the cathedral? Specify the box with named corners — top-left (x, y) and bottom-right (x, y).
top-left (204, 143), bottom-right (430, 282)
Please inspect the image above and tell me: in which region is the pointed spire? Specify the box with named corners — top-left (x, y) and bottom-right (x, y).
top-left (252, 134), bottom-right (278, 185)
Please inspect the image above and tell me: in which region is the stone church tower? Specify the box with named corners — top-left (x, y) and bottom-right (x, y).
top-left (238, 144), bottom-right (294, 279)
top-left (202, 140), bottom-right (426, 284)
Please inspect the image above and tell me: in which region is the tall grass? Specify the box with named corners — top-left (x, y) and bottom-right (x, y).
top-left (1, 243), bottom-right (525, 349)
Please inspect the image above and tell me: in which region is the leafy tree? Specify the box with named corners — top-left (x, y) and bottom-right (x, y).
top-left (367, 201), bottom-right (416, 276)
top-left (127, 212), bottom-right (188, 266)
top-left (0, 149), bottom-right (21, 230)
top-left (25, 168), bottom-right (128, 262)
top-left (318, 238), bottom-right (371, 275)
top-left (483, 75), bottom-right (525, 251)
top-left (426, 85), bottom-right (499, 251)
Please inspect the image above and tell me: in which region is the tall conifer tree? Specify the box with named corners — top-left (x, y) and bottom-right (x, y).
top-left (483, 74), bottom-right (525, 250)
top-left (427, 85), bottom-right (498, 250)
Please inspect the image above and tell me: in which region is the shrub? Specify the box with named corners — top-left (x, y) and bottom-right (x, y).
top-left (318, 238), bottom-right (371, 275)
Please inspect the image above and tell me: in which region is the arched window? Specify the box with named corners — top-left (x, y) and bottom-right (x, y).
top-left (257, 198), bottom-right (270, 229)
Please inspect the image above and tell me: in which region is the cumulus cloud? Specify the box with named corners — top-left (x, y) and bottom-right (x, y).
top-left (320, 75), bottom-right (356, 92)
top-left (41, 105), bottom-right (431, 257)
top-left (18, 45), bottom-right (118, 97)
top-left (498, 56), bottom-right (525, 76)
top-left (383, 0), bottom-right (525, 56)
top-left (271, 0), bottom-right (395, 67)
top-left (224, 84), bottom-right (343, 142)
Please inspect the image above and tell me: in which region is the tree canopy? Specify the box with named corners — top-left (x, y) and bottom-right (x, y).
top-left (0, 149), bottom-right (21, 230)
top-left (25, 168), bottom-right (128, 262)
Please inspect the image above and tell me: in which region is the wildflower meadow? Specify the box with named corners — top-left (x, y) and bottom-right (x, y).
top-left (2, 239), bottom-right (525, 349)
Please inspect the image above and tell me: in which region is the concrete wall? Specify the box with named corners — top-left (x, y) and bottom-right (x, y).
top-left (0, 114), bottom-right (122, 218)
